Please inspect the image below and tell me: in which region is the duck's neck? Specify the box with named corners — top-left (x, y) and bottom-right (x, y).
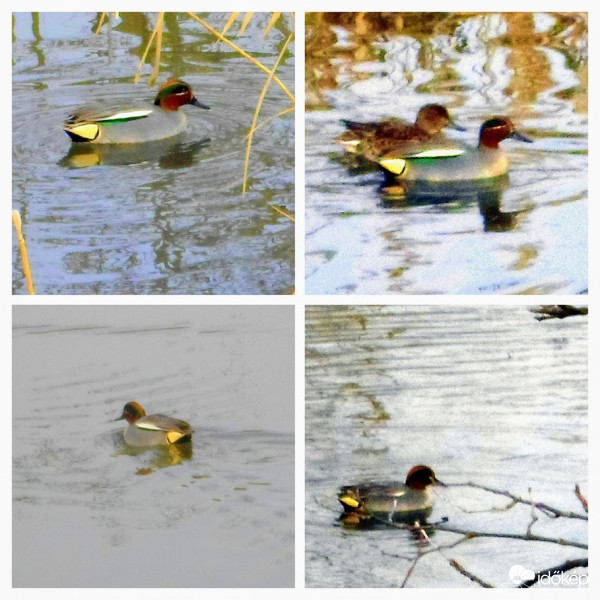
top-left (156, 96), bottom-right (184, 111)
top-left (479, 129), bottom-right (504, 150)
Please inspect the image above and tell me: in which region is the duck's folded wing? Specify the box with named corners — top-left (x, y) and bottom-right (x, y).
top-left (379, 138), bottom-right (466, 174)
top-left (65, 104), bottom-right (153, 125)
top-left (135, 414), bottom-right (192, 433)
top-left (340, 116), bottom-right (409, 134)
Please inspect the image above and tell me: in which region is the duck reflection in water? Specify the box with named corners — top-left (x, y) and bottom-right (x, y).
top-left (380, 175), bottom-right (525, 233)
top-left (59, 136), bottom-right (211, 169)
top-left (115, 441), bottom-right (194, 472)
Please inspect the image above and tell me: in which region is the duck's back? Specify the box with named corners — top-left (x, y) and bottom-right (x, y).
top-left (136, 413), bottom-right (192, 434)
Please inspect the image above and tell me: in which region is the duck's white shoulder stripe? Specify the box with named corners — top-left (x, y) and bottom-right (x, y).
top-left (409, 148), bottom-right (465, 159)
top-left (135, 420), bottom-right (164, 431)
top-left (101, 109), bottom-right (153, 122)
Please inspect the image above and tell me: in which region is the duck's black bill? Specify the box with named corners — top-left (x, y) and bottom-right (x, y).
top-left (191, 97), bottom-right (211, 110)
top-left (511, 131), bottom-right (533, 143)
top-left (449, 120), bottom-right (466, 132)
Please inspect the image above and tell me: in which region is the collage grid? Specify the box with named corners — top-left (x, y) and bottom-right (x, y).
top-left (8, 5), bottom-right (594, 597)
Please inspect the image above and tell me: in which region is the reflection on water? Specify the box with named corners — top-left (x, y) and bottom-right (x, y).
top-left (305, 305), bottom-right (587, 587)
top-left (13, 306), bottom-right (294, 587)
top-left (113, 436), bottom-right (194, 472)
top-left (306, 13), bottom-right (586, 112)
top-left (59, 137), bottom-right (212, 169)
top-left (305, 12), bottom-right (587, 295)
top-left (13, 12), bottom-right (295, 295)
top-left (379, 175), bottom-right (523, 232)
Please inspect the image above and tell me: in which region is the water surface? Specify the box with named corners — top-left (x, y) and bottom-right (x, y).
top-left (13, 306), bottom-right (294, 587)
top-left (13, 12), bottom-right (295, 295)
top-left (305, 12), bottom-right (587, 295)
top-left (305, 305), bottom-right (587, 587)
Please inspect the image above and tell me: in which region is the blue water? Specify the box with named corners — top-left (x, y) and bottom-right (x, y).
top-left (13, 12), bottom-right (295, 295)
top-left (305, 305), bottom-right (588, 587)
top-left (305, 12), bottom-right (587, 295)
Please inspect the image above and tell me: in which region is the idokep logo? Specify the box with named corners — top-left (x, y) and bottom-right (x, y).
top-left (509, 565), bottom-right (588, 587)
top-left (509, 565), bottom-right (535, 585)
top-left (537, 572), bottom-right (588, 588)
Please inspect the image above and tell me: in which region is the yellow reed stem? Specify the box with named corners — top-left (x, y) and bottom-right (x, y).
top-left (94, 12), bottom-right (120, 35)
top-left (264, 13), bottom-right (281, 37)
top-left (12, 210), bottom-right (35, 295)
top-left (95, 12), bottom-right (106, 34)
top-left (134, 15), bottom-right (162, 84)
top-left (150, 13), bottom-right (164, 86)
top-left (221, 13), bottom-right (239, 36)
top-left (238, 12), bottom-right (253, 35)
top-left (242, 31), bottom-right (294, 194)
top-left (187, 13), bottom-right (295, 104)
top-left (268, 203), bottom-right (295, 222)
top-left (244, 106), bottom-right (295, 139)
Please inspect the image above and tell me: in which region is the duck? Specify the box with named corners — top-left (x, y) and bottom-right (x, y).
top-left (63, 79), bottom-right (210, 144)
top-left (336, 104), bottom-right (465, 162)
top-left (115, 401), bottom-right (193, 447)
top-left (338, 465), bottom-right (441, 523)
top-left (379, 117), bottom-right (532, 182)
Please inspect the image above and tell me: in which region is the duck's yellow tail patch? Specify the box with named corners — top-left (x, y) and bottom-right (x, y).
top-left (379, 158), bottom-right (407, 175)
top-left (67, 123), bottom-right (100, 141)
top-left (339, 495), bottom-right (360, 508)
top-left (166, 431), bottom-right (186, 444)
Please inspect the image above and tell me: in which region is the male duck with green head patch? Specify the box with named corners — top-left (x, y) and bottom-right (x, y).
top-left (115, 402), bottom-right (193, 447)
top-left (64, 78), bottom-right (210, 144)
top-left (339, 465), bottom-right (442, 525)
top-left (379, 117), bottom-right (532, 182)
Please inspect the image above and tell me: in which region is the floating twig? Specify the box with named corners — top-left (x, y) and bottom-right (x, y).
top-left (435, 523), bottom-right (587, 549)
top-left (449, 559), bottom-right (494, 588)
top-left (574, 485), bottom-right (588, 513)
top-left (447, 481), bottom-right (588, 520)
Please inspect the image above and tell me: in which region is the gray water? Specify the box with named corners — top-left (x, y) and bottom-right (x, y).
top-left (13, 306), bottom-right (294, 587)
top-left (305, 12), bottom-right (587, 295)
top-left (12, 12), bottom-right (295, 295)
top-left (305, 305), bottom-right (587, 587)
